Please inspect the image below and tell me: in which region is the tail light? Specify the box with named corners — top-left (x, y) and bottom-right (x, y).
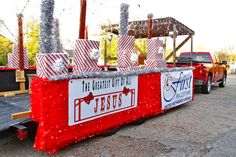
top-left (199, 64), bottom-right (207, 76)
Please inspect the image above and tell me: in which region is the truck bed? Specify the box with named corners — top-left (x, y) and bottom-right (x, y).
top-left (0, 94), bottom-right (30, 131)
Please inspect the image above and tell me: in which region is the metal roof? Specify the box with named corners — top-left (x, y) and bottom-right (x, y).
top-left (101, 17), bottom-right (194, 38)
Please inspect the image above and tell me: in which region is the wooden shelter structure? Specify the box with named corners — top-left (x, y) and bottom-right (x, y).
top-left (101, 17), bottom-right (195, 63)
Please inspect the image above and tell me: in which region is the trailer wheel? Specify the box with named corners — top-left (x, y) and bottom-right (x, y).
top-left (202, 75), bottom-right (211, 94)
top-left (219, 74), bottom-right (226, 87)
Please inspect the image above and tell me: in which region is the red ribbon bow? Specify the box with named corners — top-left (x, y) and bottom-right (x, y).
top-left (123, 87), bottom-right (130, 96)
top-left (83, 92), bottom-right (94, 104)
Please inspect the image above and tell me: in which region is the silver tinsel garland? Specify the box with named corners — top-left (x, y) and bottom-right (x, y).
top-left (119, 3), bottom-right (129, 35)
top-left (50, 67), bottom-right (195, 80)
top-left (39, 0), bottom-right (54, 53)
top-left (53, 18), bottom-right (61, 53)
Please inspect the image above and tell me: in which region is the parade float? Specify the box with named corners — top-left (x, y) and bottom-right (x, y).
top-left (27, 0), bottom-right (195, 153)
top-left (0, 0), bottom-right (195, 154)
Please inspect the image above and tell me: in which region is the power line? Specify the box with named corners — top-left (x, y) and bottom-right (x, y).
top-left (0, 20), bottom-right (17, 42)
top-left (20, 0), bottom-right (31, 14)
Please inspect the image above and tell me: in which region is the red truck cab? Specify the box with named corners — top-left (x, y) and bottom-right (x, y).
top-left (177, 52), bottom-right (227, 94)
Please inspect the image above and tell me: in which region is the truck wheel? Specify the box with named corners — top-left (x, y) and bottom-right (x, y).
top-left (219, 75), bottom-right (226, 87)
top-left (202, 76), bottom-right (211, 94)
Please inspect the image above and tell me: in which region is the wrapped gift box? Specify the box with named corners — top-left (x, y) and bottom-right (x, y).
top-left (10, 46), bottom-right (29, 69)
top-left (73, 39), bottom-right (102, 74)
top-left (36, 53), bottom-right (68, 78)
top-left (145, 38), bottom-right (166, 69)
top-left (117, 35), bottom-right (137, 71)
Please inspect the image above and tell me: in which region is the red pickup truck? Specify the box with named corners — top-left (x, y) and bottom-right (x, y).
top-left (177, 52), bottom-right (227, 94)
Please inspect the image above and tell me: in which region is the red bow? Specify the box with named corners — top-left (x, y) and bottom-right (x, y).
top-left (83, 92), bottom-right (94, 104)
top-left (123, 87), bottom-right (130, 96)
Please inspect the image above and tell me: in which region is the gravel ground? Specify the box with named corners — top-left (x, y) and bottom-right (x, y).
top-left (0, 74), bottom-right (236, 157)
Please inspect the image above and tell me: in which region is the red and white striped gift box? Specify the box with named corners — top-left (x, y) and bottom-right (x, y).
top-left (36, 53), bottom-right (69, 78)
top-left (117, 35), bottom-right (135, 71)
top-left (7, 53), bottom-right (13, 68)
top-left (130, 64), bottom-right (141, 70)
top-left (118, 35), bottom-right (135, 53)
top-left (158, 60), bottom-right (167, 68)
top-left (119, 50), bottom-right (132, 67)
top-left (11, 46), bottom-right (29, 69)
top-left (117, 52), bottom-right (141, 71)
top-left (146, 39), bottom-right (157, 61)
top-left (117, 67), bottom-right (130, 72)
top-left (157, 39), bottom-right (164, 59)
top-left (73, 39), bottom-right (102, 74)
top-left (157, 53), bottom-right (163, 59)
top-left (145, 38), bottom-right (166, 69)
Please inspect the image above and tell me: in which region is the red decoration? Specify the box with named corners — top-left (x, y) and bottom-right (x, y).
top-left (17, 129), bottom-right (28, 141)
top-left (30, 73), bottom-right (162, 153)
top-left (0, 67), bottom-right (16, 71)
top-left (18, 15), bottom-right (24, 70)
top-left (148, 17), bottom-right (152, 39)
top-left (79, 0), bottom-right (87, 39)
top-left (83, 92), bottom-right (94, 104)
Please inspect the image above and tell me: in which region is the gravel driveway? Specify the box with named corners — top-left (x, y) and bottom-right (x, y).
top-left (0, 74), bottom-right (236, 157)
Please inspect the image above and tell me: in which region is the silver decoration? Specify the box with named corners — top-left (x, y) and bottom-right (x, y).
top-left (53, 18), bottom-right (61, 53)
top-left (50, 67), bottom-right (195, 81)
top-left (119, 3), bottom-right (129, 35)
top-left (39, 0), bottom-right (55, 53)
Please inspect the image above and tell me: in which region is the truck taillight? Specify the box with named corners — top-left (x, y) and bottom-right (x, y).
top-left (199, 65), bottom-right (206, 76)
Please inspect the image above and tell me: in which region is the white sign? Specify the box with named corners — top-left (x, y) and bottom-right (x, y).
top-left (69, 76), bottom-right (138, 126)
top-left (161, 70), bottom-right (193, 110)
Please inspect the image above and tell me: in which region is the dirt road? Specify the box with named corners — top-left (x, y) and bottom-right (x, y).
top-left (1, 75), bottom-right (236, 157)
